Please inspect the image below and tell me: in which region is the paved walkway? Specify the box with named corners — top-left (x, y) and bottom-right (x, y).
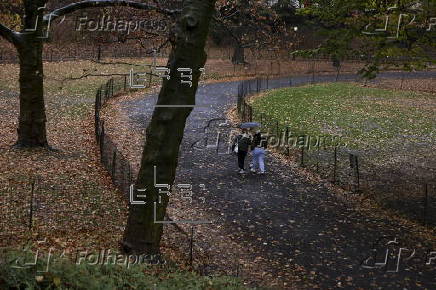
top-left (122, 72), bottom-right (436, 289)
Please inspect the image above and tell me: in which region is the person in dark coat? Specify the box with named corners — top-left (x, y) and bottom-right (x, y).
top-left (232, 129), bottom-right (252, 173)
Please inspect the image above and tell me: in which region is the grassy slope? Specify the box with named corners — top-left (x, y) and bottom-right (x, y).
top-left (251, 83), bottom-right (436, 157)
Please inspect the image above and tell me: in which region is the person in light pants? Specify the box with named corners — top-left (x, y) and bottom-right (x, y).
top-left (251, 141), bottom-right (266, 174)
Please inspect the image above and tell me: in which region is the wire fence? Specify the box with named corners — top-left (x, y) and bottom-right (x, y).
top-left (0, 76), bottom-right (139, 238)
top-left (1, 73), bottom-right (236, 276)
top-left (1, 64), bottom-right (434, 280)
top-left (94, 76), bottom-right (139, 200)
top-left (237, 77), bottom-right (436, 226)
top-left (0, 44), bottom-right (171, 64)
top-left (93, 76), bottom-right (244, 277)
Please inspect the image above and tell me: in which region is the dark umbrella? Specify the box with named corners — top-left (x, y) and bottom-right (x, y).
top-left (240, 122), bottom-right (260, 129)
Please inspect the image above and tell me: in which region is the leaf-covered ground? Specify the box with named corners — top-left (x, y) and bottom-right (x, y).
top-left (0, 57), bottom-right (265, 288)
top-left (1, 54), bottom-right (435, 288)
top-left (115, 73), bottom-right (436, 289)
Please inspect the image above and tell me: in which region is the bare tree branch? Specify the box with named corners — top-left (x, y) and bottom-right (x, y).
top-left (213, 16), bottom-right (269, 49)
top-left (100, 32), bottom-right (162, 44)
top-left (45, 71), bottom-right (158, 84)
top-left (138, 38), bottom-right (170, 54)
top-left (212, 16), bottom-right (241, 44)
top-left (0, 23), bottom-right (21, 46)
top-left (90, 59), bottom-right (153, 67)
top-left (43, 0), bottom-right (181, 22)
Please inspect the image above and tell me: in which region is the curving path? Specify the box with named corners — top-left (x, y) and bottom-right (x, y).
top-left (122, 71), bottom-right (436, 289)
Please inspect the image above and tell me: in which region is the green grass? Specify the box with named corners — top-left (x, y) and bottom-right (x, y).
top-left (251, 82), bottom-right (436, 152)
top-left (0, 248), bottom-right (247, 290)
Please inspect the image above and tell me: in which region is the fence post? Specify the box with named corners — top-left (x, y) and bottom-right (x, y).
top-left (311, 56), bottom-right (315, 84)
top-left (105, 82), bottom-right (109, 100)
top-left (97, 45), bottom-right (101, 61)
top-left (316, 145), bottom-right (320, 173)
top-left (28, 178), bottom-right (35, 230)
top-left (112, 150), bottom-right (117, 180)
top-left (189, 226), bottom-right (194, 267)
top-left (95, 90), bottom-right (100, 138)
top-left (423, 183), bottom-right (428, 225)
top-left (111, 79), bottom-right (114, 97)
top-left (355, 156), bottom-right (360, 192)
top-left (285, 126), bottom-right (290, 155)
top-left (349, 154), bottom-right (360, 193)
top-left (332, 147), bottom-right (337, 184)
top-left (100, 121), bottom-right (105, 160)
top-left (124, 75), bottom-right (127, 91)
top-left (300, 146), bottom-right (304, 167)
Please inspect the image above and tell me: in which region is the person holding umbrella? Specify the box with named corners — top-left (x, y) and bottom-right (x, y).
top-left (232, 124), bottom-right (255, 174)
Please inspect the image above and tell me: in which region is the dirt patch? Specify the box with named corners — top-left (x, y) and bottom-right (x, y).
top-left (364, 77), bottom-right (436, 94)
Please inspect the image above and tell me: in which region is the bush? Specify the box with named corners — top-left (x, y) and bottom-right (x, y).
top-left (0, 247), bottom-right (246, 290)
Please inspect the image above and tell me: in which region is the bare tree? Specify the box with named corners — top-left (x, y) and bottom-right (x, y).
top-left (213, 0), bottom-right (289, 64)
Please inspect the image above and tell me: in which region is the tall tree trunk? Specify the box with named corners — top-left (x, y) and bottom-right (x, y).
top-left (122, 0), bottom-right (216, 255)
top-left (15, 37), bottom-right (48, 147)
top-left (232, 43), bottom-right (245, 64)
top-left (14, 0), bottom-right (48, 148)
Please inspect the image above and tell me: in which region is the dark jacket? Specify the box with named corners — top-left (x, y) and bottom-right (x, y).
top-left (251, 132), bottom-right (262, 150)
top-left (251, 132), bottom-right (268, 149)
top-left (234, 134), bottom-right (251, 152)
